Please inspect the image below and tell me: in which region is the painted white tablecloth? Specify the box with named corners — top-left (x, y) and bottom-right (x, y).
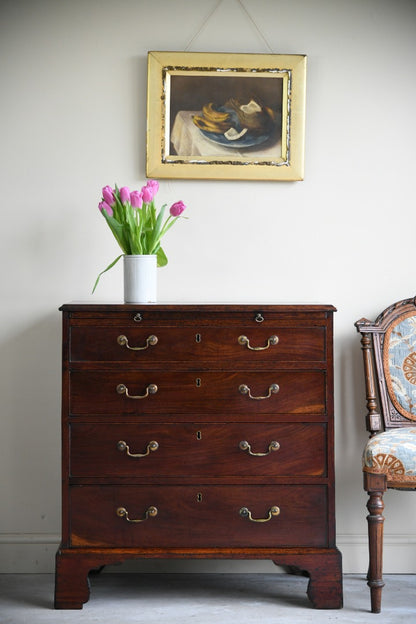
top-left (170, 111), bottom-right (281, 160)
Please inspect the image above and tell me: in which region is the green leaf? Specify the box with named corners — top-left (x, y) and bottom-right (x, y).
top-left (92, 254), bottom-right (123, 293)
top-left (123, 205), bottom-right (138, 254)
top-left (102, 211), bottom-right (128, 254)
top-left (148, 204), bottom-right (166, 254)
top-left (157, 246), bottom-right (168, 267)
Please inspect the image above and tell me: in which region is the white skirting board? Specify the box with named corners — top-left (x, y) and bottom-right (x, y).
top-left (1, 534), bottom-right (416, 574)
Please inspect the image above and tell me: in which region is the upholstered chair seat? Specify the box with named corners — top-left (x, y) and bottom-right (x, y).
top-left (363, 428), bottom-right (416, 487)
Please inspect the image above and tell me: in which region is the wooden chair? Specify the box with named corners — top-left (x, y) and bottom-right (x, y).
top-left (355, 297), bottom-right (416, 613)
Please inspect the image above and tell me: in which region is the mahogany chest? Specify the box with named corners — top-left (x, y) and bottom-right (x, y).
top-left (54, 303), bottom-right (342, 609)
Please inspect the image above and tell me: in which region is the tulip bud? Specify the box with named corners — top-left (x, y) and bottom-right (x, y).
top-left (141, 186), bottom-right (153, 203)
top-left (146, 179), bottom-right (159, 197)
top-left (119, 186), bottom-right (130, 205)
top-left (99, 201), bottom-right (114, 217)
top-left (102, 186), bottom-right (115, 206)
top-left (169, 200), bottom-right (186, 217)
top-left (130, 190), bottom-right (143, 209)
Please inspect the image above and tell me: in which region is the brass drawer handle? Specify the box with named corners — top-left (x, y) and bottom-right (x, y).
top-left (238, 335), bottom-right (279, 351)
top-left (117, 440), bottom-right (159, 457)
top-left (116, 383), bottom-right (158, 399)
top-left (117, 334), bottom-right (158, 350)
top-left (239, 440), bottom-right (280, 456)
top-left (238, 383), bottom-right (279, 400)
top-left (239, 506), bottom-right (280, 523)
top-left (116, 506), bottom-right (158, 523)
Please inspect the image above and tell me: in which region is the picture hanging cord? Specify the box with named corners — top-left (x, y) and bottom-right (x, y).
top-left (184, 0), bottom-right (275, 54)
top-left (237, 0), bottom-right (275, 53)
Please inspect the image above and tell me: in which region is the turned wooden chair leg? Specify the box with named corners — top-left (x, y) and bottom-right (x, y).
top-left (366, 487), bottom-right (385, 613)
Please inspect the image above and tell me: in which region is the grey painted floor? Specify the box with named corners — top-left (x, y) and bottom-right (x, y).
top-left (0, 573), bottom-right (414, 623)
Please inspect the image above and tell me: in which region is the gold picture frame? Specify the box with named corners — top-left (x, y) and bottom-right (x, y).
top-left (146, 51), bottom-right (306, 181)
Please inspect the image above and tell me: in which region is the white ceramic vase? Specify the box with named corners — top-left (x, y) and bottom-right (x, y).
top-left (123, 254), bottom-right (157, 303)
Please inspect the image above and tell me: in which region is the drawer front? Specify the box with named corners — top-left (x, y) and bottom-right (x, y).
top-left (70, 485), bottom-right (328, 548)
top-left (70, 423), bottom-right (327, 478)
top-left (69, 326), bottom-right (325, 365)
top-left (69, 371), bottom-right (326, 416)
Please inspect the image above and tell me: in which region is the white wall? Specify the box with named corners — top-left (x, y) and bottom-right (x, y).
top-left (1, 0), bottom-right (416, 574)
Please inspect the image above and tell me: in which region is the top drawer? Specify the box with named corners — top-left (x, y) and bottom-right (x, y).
top-left (68, 325), bottom-right (326, 366)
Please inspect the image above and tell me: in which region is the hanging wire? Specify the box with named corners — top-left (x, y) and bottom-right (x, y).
top-left (237, 0), bottom-right (275, 53)
top-left (184, 0), bottom-right (275, 54)
top-left (184, 0), bottom-right (223, 51)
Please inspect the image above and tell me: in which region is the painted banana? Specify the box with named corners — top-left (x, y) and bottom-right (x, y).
top-left (192, 102), bottom-right (232, 134)
top-left (201, 103), bottom-right (230, 123)
top-left (192, 114), bottom-right (231, 134)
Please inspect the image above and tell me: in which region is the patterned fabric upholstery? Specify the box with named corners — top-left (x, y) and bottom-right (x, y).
top-left (363, 428), bottom-right (416, 487)
top-left (385, 313), bottom-right (416, 420)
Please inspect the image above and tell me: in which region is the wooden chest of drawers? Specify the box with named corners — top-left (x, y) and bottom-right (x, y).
top-left (54, 304), bottom-right (342, 609)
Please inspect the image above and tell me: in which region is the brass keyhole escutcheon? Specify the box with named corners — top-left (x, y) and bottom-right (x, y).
top-left (197, 492), bottom-right (203, 503)
top-left (196, 431), bottom-right (202, 440)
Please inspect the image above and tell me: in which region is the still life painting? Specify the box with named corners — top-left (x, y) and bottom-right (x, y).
top-left (146, 51), bottom-right (306, 181)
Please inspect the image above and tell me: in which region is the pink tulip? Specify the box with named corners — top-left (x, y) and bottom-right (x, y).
top-left (102, 186), bottom-right (115, 206)
top-left (141, 186), bottom-right (153, 203)
top-left (130, 190), bottom-right (143, 209)
top-left (99, 201), bottom-right (113, 217)
top-left (119, 186), bottom-right (130, 205)
top-left (146, 179), bottom-right (159, 197)
top-left (170, 200), bottom-right (186, 217)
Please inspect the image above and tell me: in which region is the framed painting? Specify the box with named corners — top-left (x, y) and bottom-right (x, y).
top-left (146, 51), bottom-right (306, 181)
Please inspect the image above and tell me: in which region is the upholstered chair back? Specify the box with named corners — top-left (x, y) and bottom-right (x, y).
top-left (356, 298), bottom-right (416, 435)
top-left (384, 312), bottom-right (416, 422)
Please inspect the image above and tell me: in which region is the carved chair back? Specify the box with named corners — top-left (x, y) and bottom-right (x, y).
top-left (355, 297), bottom-right (416, 436)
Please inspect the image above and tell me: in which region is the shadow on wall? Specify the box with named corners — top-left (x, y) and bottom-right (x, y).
top-left (1, 312), bottom-right (62, 529)
top-left (337, 330), bottom-right (369, 450)
top-left (334, 325), bottom-right (371, 536)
